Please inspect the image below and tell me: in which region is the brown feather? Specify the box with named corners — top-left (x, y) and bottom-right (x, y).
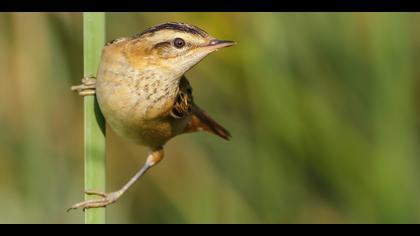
top-left (184, 104), bottom-right (231, 140)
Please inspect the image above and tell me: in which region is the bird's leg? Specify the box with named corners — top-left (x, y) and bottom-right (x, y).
top-left (70, 75), bottom-right (97, 96)
top-left (67, 148), bottom-right (164, 212)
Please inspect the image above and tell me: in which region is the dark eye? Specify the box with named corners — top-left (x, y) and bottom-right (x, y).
top-left (173, 38), bottom-right (185, 48)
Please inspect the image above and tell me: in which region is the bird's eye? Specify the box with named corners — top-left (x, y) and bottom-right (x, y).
top-left (173, 38), bottom-right (185, 48)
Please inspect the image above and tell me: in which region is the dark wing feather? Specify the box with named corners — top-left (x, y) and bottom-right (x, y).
top-left (171, 76), bottom-right (231, 141)
top-left (170, 76), bottom-right (193, 119)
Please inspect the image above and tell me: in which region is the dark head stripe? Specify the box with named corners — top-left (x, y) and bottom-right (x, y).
top-left (135, 22), bottom-right (208, 38)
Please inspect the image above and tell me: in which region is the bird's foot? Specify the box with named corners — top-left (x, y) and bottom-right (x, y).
top-left (70, 75), bottom-right (97, 96)
top-left (67, 190), bottom-right (122, 212)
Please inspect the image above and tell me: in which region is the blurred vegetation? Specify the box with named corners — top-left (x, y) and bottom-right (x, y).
top-left (1, 12), bottom-right (420, 223)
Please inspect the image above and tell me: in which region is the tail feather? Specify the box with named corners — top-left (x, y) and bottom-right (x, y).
top-left (184, 104), bottom-right (231, 140)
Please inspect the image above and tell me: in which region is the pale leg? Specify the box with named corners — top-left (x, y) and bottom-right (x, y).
top-left (67, 148), bottom-right (164, 212)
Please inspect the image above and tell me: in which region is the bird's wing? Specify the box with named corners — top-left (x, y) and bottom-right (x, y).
top-left (170, 76), bottom-right (193, 119)
top-left (184, 104), bottom-right (231, 141)
top-left (170, 76), bottom-right (231, 141)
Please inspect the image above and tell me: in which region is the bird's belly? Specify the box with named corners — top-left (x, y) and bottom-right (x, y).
top-left (96, 75), bottom-right (188, 148)
top-left (123, 117), bottom-right (190, 147)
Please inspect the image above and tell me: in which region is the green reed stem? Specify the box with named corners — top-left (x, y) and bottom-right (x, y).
top-left (83, 12), bottom-right (106, 224)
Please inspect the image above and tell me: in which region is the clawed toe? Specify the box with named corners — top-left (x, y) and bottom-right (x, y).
top-left (67, 191), bottom-right (121, 212)
top-left (70, 76), bottom-right (97, 96)
top-left (84, 190), bottom-right (107, 197)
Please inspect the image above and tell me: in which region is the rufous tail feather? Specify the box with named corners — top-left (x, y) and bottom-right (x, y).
top-left (184, 104), bottom-right (231, 140)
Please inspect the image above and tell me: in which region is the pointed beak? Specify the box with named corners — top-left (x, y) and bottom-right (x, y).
top-left (205, 39), bottom-right (236, 51)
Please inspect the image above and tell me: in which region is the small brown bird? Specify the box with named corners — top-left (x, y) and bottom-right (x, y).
top-left (69, 22), bottom-right (235, 210)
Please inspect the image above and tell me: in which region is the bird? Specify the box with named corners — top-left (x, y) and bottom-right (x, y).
top-left (68, 22), bottom-right (235, 211)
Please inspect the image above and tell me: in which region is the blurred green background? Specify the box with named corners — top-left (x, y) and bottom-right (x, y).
top-left (1, 12), bottom-right (420, 223)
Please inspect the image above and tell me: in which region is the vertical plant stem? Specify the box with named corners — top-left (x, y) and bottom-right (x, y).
top-left (83, 12), bottom-right (106, 224)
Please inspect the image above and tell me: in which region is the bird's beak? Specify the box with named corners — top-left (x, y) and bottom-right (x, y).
top-left (205, 39), bottom-right (236, 51)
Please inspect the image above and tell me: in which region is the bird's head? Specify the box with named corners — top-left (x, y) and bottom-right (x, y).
top-left (123, 22), bottom-right (235, 77)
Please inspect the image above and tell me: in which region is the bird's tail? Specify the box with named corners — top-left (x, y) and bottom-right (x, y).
top-left (184, 104), bottom-right (231, 141)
